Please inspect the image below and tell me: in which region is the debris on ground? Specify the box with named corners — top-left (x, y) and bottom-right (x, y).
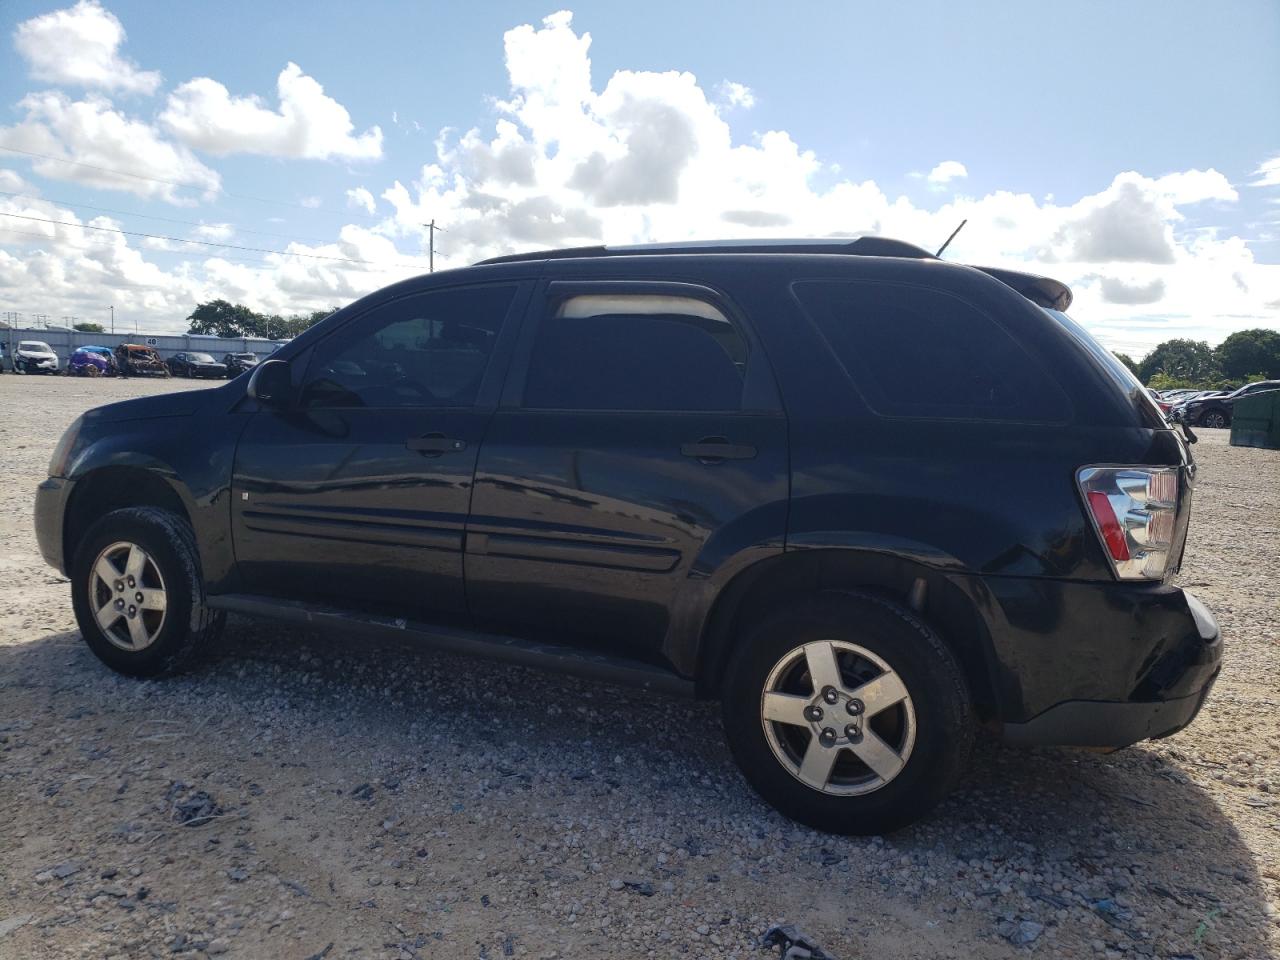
top-left (762, 924), bottom-right (837, 959)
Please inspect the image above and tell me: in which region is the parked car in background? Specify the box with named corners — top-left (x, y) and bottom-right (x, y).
top-left (34, 237), bottom-right (1220, 835)
top-left (69, 346), bottom-right (117, 377)
top-left (1146, 388), bottom-right (1172, 416)
top-left (114, 344), bottom-right (170, 378)
top-left (13, 340), bottom-right (60, 374)
top-left (167, 352), bottom-right (227, 379)
top-left (1175, 380), bottom-right (1280, 428)
top-left (222, 352), bottom-right (260, 377)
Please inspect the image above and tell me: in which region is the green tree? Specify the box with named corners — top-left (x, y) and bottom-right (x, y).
top-left (1214, 328), bottom-right (1280, 380)
top-left (73, 321), bottom-right (105, 333)
top-left (186, 300), bottom-right (269, 338)
top-left (1137, 338), bottom-right (1219, 384)
top-left (1113, 352), bottom-right (1140, 377)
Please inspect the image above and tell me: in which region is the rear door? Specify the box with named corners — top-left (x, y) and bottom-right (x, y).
top-left (230, 281), bottom-right (530, 623)
top-left (465, 280), bottom-right (789, 666)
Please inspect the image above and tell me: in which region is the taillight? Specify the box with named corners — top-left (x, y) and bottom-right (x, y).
top-left (1077, 466), bottom-right (1180, 580)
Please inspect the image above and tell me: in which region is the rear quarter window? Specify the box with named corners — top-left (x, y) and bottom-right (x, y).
top-left (792, 279), bottom-right (1070, 422)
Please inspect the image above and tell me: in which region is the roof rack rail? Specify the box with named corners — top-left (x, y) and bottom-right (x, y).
top-left (476, 236), bottom-right (936, 265)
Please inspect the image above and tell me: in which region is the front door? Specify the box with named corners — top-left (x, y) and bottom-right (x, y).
top-left (231, 281), bottom-right (528, 623)
top-left (465, 281), bottom-right (789, 666)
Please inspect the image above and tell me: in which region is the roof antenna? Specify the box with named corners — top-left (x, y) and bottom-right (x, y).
top-left (935, 219), bottom-right (967, 258)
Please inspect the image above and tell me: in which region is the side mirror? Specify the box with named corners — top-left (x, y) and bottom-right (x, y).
top-left (246, 359), bottom-right (292, 408)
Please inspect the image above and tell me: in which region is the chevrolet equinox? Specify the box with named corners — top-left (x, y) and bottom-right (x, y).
top-left (35, 238), bottom-right (1222, 833)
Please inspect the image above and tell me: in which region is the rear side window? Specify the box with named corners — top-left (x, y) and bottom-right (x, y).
top-left (793, 280), bottom-right (1069, 422)
top-left (522, 294), bottom-right (746, 411)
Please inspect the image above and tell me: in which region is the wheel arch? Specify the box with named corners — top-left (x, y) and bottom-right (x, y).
top-left (64, 465), bottom-right (193, 573)
top-left (695, 548), bottom-right (1001, 722)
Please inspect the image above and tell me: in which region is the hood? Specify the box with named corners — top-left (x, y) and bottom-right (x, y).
top-left (17, 348), bottom-right (57, 358)
top-left (83, 389), bottom-right (210, 423)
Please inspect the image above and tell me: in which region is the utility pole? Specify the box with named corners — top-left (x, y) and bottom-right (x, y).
top-left (110, 305), bottom-right (114, 334)
top-left (422, 219), bottom-right (445, 273)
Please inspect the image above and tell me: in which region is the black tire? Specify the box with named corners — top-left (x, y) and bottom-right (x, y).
top-left (721, 590), bottom-right (973, 835)
top-left (1200, 408), bottom-right (1229, 429)
top-left (70, 506), bottom-right (225, 677)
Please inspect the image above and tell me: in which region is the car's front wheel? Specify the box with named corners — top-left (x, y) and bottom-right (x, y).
top-left (1201, 409), bottom-right (1228, 429)
top-left (70, 507), bottom-right (225, 677)
top-left (722, 591), bottom-right (973, 834)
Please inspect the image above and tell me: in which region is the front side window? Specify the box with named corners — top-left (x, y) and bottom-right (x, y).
top-left (522, 293), bottom-right (746, 411)
top-left (300, 284), bottom-right (516, 409)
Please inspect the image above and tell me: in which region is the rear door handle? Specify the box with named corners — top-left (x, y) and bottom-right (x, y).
top-left (406, 433), bottom-right (467, 455)
top-left (680, 437), bottom-right (757, 462)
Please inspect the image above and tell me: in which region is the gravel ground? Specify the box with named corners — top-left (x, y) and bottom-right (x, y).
top-left (0, 374), bottom-right (1277, 960)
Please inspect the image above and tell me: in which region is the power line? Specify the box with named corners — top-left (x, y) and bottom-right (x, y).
top-left (0, 211), bottom-right (425, 268)
top-left (0, 225), bottom-right (394, 272)
top-left (0, 189), bottom-right (337, 245)
top-left (0, 144), bottom-right (385, 221)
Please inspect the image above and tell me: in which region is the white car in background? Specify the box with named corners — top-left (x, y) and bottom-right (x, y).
top-left (13, 340), bottom-right (60, 375)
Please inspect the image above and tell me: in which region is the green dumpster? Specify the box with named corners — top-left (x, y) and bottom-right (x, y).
top-left (1230, 389), bottom-right (1280, 450)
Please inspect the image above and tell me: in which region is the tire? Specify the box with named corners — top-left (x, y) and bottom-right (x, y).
top-left (1201, 409), bottom-right (1228, 429)
top-left (70, 507), bottom-right (225, 677)
top-left (721, 590), bottom-right (973, 834)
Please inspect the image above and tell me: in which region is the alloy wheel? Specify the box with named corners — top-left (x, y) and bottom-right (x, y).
top-left (88, 541), bottom-right (168, 651)
top-left (760, 640), bottom-right (916, 796)
top-left (1203, 411), bottom-right (1226, 428)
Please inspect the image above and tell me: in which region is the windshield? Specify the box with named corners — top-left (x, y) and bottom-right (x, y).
top-left (189, 353), bottom-right (216, 363)
top-left (19, 341), bottom-right (53, 352)
top-left (232, 353), bottom-right (256, 360)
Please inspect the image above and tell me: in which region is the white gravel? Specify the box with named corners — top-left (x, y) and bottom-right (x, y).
top-left (0, 374), bottom-right (1277, 960)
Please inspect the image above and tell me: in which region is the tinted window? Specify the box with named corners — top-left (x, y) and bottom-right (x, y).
top-left (794, 280), bottom-right (1069, 422)
top-left (522, 294), bottom-right (746, 411)
top-left (301, 284), bottom-right (516, 409)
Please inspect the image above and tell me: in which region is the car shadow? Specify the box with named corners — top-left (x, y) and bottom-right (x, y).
top-left (1, 621), bottom-right (1270, 958)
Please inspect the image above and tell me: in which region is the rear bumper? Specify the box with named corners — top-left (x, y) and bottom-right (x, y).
top-left (971, 577), bottom-right (1222, 748)
top-left (1002, 670), bottom-right (1218, 747)
top-left (34, 477), bottom-right (72, 575)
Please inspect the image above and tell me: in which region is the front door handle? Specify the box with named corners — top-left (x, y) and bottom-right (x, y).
top-left (680, 437), bottom-right (757, 462)
top-left (406, 433), bottom-right (467, 456)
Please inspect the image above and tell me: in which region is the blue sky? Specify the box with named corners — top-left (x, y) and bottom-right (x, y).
top-left (0, 0), bottom-right (1277, 350)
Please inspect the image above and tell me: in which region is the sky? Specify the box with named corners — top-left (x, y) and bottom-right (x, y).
top-left (0, 0), bottom-right (1277, 354)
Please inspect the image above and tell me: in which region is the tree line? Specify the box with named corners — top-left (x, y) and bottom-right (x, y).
top-left (185, 300), bottom-right (339, 340)
top-left (1113, 328), bottom-right (1280, 390)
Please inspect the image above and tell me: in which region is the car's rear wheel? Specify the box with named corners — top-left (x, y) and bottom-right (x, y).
top-left (722, 590), bottom-right (972, 834)
top-left (71, 507), bottom-right (225, 677)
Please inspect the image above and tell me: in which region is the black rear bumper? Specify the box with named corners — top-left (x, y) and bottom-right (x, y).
top-left (1002, 667), bottom-right (1219, 747)
top-left (973, 578), bottom-right (1222, 749)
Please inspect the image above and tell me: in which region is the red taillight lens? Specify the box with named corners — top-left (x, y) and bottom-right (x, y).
top-left (1077, 467), bottom-right (1181, 580)
top-left (1086, 490), bottom-right (1130, 561)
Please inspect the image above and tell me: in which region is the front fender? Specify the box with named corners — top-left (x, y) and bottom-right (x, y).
top-left (66, 416), bottom-right (244, 592)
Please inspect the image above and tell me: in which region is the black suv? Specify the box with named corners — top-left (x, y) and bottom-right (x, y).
top-left (34, 238), bottom-right (1221, 833)
top-left (167, 351), bottom-right (228, 379)
top-left (1176, 379), bottom-right (1280, 428)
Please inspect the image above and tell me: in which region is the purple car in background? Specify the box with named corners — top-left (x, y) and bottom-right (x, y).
top-left (68, 345), bottom-right (117, 377)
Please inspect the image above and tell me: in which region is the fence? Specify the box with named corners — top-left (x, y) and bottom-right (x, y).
top-left (1, 327), bottom-right (287, 365)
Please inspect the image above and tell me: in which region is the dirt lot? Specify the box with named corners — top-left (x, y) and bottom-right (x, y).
top-left (0, 374), bottom-right (1277, 960)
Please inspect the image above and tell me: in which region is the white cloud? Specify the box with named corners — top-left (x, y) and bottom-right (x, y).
top-left (717, 81), bottom-right (756, 110)
top-left (927, 160), bottom-right (968, 186)
top-left (299, 195), bottom-right (322, 209)
top-left (192, 223), bottom-right (233, 242)
top-left (160, 63), bottom-right (383, 160)
top-left (1252, 155), bottom-right (1280, 187)
top-left (13, 0), bottom-right (161, 95)
top-left (0, 91), bottom-right (220, 203)
top-left (1099, 276), bottom-right (1166, 305)
top-left (346, 187), bottom-right (376, 214)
